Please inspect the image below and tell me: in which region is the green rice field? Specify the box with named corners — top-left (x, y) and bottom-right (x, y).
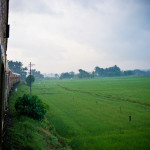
top-left (32, 76), bottom-right (150, 150)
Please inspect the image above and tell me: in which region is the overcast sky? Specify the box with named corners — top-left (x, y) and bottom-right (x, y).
top-left (8, 0), bottom-right (150, 73)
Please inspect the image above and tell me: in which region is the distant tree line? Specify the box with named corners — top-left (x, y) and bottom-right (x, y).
top-left (8, 60), bottom-right (150, 80)
top-left (59, 65), bottom-right (150, 79)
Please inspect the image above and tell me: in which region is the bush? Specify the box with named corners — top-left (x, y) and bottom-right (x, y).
top-left (15, 94), bottom-right (48, 120)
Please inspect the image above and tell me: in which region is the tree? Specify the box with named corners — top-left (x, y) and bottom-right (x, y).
top-left (60, 72), bottom-right (71, 79)
top-left (90, 71), bottom-right (96, 78)
top-left (26, 75), bottom-right (35, 86)
top-left (59, 72), bottom-right (75, 79)
top-left (123, 70), bottom-right (134, 76)
top-left (78, 69), bottom-right (90, 78)
top-left (95, 65), bottom-right (121, 77)
top-left (69, 71), bottom-right (75, 78)
top-left (95, 67), bottom-right (104, 76)
top-left (31, 69), bottom-right (44, 79)
top-left (55, 74), bottom-right (59, 78)
top-left (8, 60), bottom-right (27, 80)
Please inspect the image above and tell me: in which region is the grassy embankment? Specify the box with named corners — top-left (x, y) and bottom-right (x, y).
top-left (6, 76), bottom-right (150, 150)
top-left (32, 76), bottom-right (150, 150)
top-left (5, 83), bottom-right (71, 150)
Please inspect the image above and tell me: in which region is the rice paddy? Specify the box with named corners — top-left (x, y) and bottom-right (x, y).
top-left (30, 76), bottom-right (150, 150)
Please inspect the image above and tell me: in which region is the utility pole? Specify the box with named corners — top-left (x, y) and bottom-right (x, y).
top-left (28, 62), bottom-right (35, 96)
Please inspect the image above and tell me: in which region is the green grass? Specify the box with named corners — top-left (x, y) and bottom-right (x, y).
top-left (31, 76), bottom-right (150, 150)
top-left (6, 83), bottom-right (71, 150)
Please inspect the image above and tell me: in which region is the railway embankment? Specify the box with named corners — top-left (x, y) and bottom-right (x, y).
top-left (3, 83), bottom-right (71, 150)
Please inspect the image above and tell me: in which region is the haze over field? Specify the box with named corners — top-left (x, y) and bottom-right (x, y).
top-left (8, 0), bottom-right (150, 73)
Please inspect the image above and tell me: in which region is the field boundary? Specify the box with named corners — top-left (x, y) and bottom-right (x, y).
top-left (57, 84), bottom-right (150, 108)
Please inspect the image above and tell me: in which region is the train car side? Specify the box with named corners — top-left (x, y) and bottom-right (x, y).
top-left (0, 0), bottom-right (21, 149)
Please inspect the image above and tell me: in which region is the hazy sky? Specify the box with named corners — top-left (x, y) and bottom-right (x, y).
top-left (8, 0), bottom-right (150, 73)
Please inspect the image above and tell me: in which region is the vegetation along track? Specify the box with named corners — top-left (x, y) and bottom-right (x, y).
top-left (57, 84), bottom-right (150, 108)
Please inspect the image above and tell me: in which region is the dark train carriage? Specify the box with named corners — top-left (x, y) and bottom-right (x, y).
top-left (0, 0), bottom-right (21, 149)
top-left (4, 69), bottom-right (21, 108)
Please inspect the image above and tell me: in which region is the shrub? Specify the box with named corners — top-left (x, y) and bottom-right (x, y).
top-left (15, 94), bottom-right (48, 120)
top-left (26, 75), bottom-right (35, 86)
